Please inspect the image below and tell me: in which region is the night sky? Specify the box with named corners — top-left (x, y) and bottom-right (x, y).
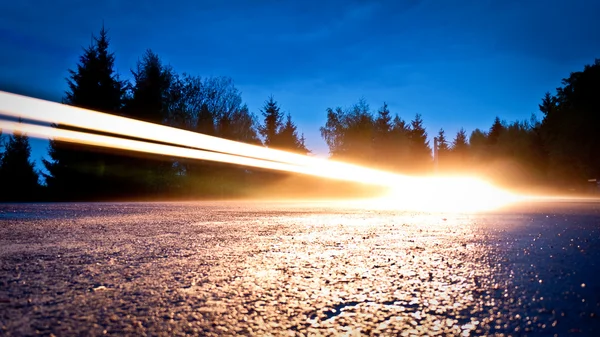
top-left (1, 0), bottom-right (600, 170)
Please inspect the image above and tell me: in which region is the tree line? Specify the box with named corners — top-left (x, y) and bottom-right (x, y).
top-left (1, 27), bottom-right (599, 201)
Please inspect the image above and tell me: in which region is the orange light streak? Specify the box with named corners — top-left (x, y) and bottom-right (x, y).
top-left (0, 91), bottom-right (519, 211)
top-left (0, 91), bottom-right (404, 186)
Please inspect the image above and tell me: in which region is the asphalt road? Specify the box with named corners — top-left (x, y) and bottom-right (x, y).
top-left (1, 200), bottom-right (599, 336)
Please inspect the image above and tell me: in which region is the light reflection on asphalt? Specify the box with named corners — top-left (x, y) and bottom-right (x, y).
top-left (0, 201), bottom-right (599, 336)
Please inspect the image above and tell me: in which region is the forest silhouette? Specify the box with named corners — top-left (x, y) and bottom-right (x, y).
top-left (1, 27), bottom-right (599, 202)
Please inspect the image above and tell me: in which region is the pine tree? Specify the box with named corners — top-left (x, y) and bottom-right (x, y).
top-left (451, 128), bottom-right (469, 154)
top-left (434, 128), bottom-right (449, 172)
top-left (449, 128), bottom-right (470, 172)
top-left (0, 129), bottom-right (40, 201)
top-left (538, 92), bottom-right (557, 117)
top-left (436, 128), bottom-right (449, 153)
top-left (64, 26), bottom-right (126, 113)
top-left (43, 25), bottom-right (127, 200)
top-left (123, 49), bottom-right (177, 195)
top-left (389, 114), bottom-right (411, 172)
top-left (374, 102), bottom-right (392, 135)
top-left (488, 116), bottom-right (505, 146)
top-left (409, 114), bottom-right (432, 172)
top-left (257, 96), bottom-right (306, 153)
top-left (127, 49), bottom-right (172, 124)
top-left (259, 96), bottom-right (284, 147)
top-left (277, 114), bottom-right (310, 154)
top-left (372, 103), bottom-right (394, 169)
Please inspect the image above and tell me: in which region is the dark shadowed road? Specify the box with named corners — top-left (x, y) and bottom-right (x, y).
top-left (1, 200), bottom-right (599, 336)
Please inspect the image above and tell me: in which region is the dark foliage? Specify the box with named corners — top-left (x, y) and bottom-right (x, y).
top-left (43, 26), bottom-right (128, 200)
top-left (448, 128), bottom-right (469, 172)
top-left (259, 97), bottom-right (309, 154)
top-left (408, 114), bottom-right (432, 173)
top-left (320, 99), bottom-right (374, 165)
top-left (0, 129), bottom-right (40, 201)
top-left (259, 96), bottom-right (283, 148)
top-left (540, 59), bottom-right (600, 187)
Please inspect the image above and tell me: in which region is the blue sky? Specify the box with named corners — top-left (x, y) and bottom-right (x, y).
top-left (1, 0), bottom-right (600, 170)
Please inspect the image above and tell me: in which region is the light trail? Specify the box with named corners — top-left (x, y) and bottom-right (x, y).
top-left (0, 91), bottom-right (404, 186)
top-left (0, 91), bottom-right (519, 211)
top-left (0, 120), bottom-right (372, 182)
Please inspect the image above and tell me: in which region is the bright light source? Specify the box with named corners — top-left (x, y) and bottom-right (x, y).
top-left (379, 176), bottom-right (520, 212)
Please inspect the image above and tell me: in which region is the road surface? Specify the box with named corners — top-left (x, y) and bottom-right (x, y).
top-left (1, 200), bottom-right (599, 336)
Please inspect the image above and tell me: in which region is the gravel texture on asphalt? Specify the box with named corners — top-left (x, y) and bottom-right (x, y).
top-left (0, 200), bottom-right (599, 336)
